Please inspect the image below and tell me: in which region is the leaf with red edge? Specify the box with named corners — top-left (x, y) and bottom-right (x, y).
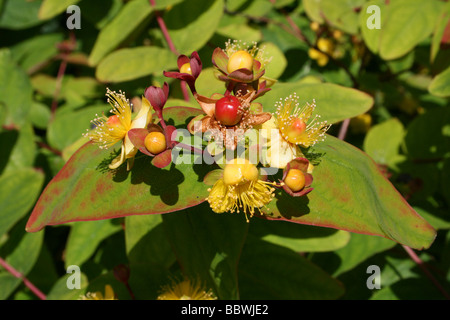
top-left (264, 135), bottom-right (436, 250)
top-left (152, 149), bottom-right (172, 168)
top-left (26, 107), bottom-right (207, 232)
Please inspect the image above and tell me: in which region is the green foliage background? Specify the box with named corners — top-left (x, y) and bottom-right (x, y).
top-left (0, 0), bottom-right (450, 300)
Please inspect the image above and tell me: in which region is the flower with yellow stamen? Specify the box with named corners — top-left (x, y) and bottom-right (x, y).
top-left (83, 88), bottom-right (152, 171)
top-left (259, 94), bottom-right (330, 169)
top-left (157, 279), bottom-right (216, 300)
top-left (206, 158), bottom-right (277, 221)
top-left (212, 39), bottom-right (272, 85)
top-left (79, 284), bottom-right (117, 300)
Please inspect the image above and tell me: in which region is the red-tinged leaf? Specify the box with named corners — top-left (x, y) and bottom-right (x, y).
top-left (127, 128), bottom-right (148, 149)
top-left (227, 68), bottom-right (254, 82)
top-left (264, 135), bottom-right (436, 250)
top-left (26, 107), bottom-right (207, 232)
top-left (151, 149), bottom-right (172, 168)
top-left (211, 47), bottom-right (228, 74)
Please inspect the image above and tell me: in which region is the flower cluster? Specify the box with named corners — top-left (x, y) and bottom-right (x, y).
top-left (84, 40), bottom-right (331, 222)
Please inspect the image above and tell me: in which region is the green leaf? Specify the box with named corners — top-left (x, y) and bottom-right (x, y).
top-left (162, 203), bottom-right (248, 300)
top-left (29, 101), bottom-right (51, 130)
top-left (46, 272), bottom-right (89, 300)
top-left (96, 47), bottom-right (177, 83)
top-left (10, 33), bottom-right (64, 73)
top-left (26, 107), bottom-right (209, 232)
top-left (0, 169), bottom-right (44, 238)
top-left (265, 135), bottom-right (436, 250)
top-left (261, 42), bottom-right (287, 80)
top-left (0, 0), bottom-right (42, 30)
top-left (125, 214), bottom-right (175, 268)
top-left (0, 122), bottom-right (37, 174)
top-left (64, 219), bottom-right (122, 268)
top-left (238, 235), bottom-right (344, 299)
top-left (0, 49), bottom-right (33, 128)
top-left (305, 0), bottom-right (364, 35)
top-left (249, 218), bottom-right (350, 252)
top-left (216, 14), bottom-right (262, 43)
top-left (312, 232), bottom-right (397, 277)
top-left (404, 107), bottom-right (450, 160)
top-left (88, 0), bottom-right (154, 66)
top-left (363, 118), bottom-right (405, 167)
top-left (164, 0), bottom-right (224, 54)
top-left (361, 0), bottom-right (442, 60)
top-left (38, 0), bottom-right (81, 20)
top-left (359, 0), bottom-right (384, 54)
top-left (47, 104), bottom-right (109, 151)
top-left (0, 221), bottom-right (44, 300)
top-left (258, 82), bottom-right (374, 124)
top-left (430, 4), bottom-right (450, 63)
top-left (428, 65), bottom-right (450, 98)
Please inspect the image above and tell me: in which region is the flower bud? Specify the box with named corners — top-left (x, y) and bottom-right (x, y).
top-left (145, 131), bottom-right (167, 155)
top-left (180, 62), bottom-right (192, 75)
top-left (227, 50), bottom-right (254, 74)
top-left (284, 168), bottom-right (306, 192)
top-left (144, 82), bottom-right (169, 113)
top-left (223, 158), bottom-right (258, 186)
top-left (285, 118), bottom-right (307, 144)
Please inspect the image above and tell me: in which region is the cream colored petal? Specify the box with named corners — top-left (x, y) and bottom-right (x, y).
top-left (124, 133), bottom-right (138, 158)
top-left (108, 144), bottom-right (126, 169)
top-left (266, 137), bottom-right (302, 169)
top-left (130, 96), bottom-right (152, 129)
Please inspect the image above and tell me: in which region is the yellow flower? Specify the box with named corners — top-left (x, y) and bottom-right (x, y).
top-left (206, 158), bottom-right (276, 221)
top-left (259, 94), bottom-right (330, 169)
top-left (79, 284), bottom-right (117, 300)
top-left (84, 89), bottom-right (152, 170)
top-left (157, 279), bottom-right (216, 300)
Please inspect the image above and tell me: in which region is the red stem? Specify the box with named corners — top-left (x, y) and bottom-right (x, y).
top-left (0, 257), bottom-right (46, 300)
top-left (148, 0), bottom-right (190, 101)
top-left (50, 58), bottom-right (68, 116)
top-left (338, 118), bottom-right (350, 140)
top-left (402, 245), bottom-right (450, 300)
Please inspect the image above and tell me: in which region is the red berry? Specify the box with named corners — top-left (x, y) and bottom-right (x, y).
top-left (215, 96), bottom-right (242, 126)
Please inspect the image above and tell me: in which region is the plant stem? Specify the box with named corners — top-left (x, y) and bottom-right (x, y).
top-left (0, 256), bottom-right (46, 300)
top-left (402, 245), bottom-right (450, 300)
top-left (148, 0), bottom-right (191, 102)
top-left (50, 59), bottom-right (68, 116)
top-left (338, 118), bottom-right (350, 140)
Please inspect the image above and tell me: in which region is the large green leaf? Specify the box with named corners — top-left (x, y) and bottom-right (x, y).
top-left (88, 0), bottom-right (154, 66)
top-left (64, 219), bottom-right (122, 268)
top-left (95, 47), bottom-right (177, 83)
top-left (0, 168), bottom-right (44, 238)
top-left (164, 0), bottom-right (224, 54)
top-left (26, 107), bottom-right (208, 232)
top-left (162, 203), bottom-right (248, 300)
top-left (248, 218), bottom-right (350, 253)
top-left (0, 221), bottom-right (44, 300)
top-left (238, 235), bottom-right (344, 299)
top-left (363, 118), bottom-right (405, 167)
top-left (428, 65), bottom-right (450, 98)
top-left (0, 49), bottom-right (33, 128)
top-left (360, 0), bottom-right (442, 60)
top-left (303, 0), bottom-right (364, 35)
top-left (264, 135), bottom-right (436, 250)
top-left (38, 0), bottom-right (81, 20)
top-left (257, 82), bottom-right (374, 124)
top-left (0, 0), bottom-right (42, 30)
